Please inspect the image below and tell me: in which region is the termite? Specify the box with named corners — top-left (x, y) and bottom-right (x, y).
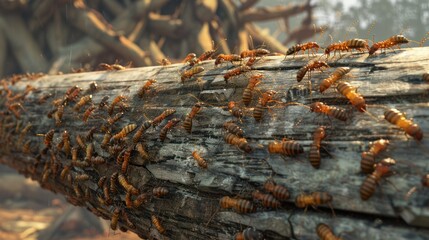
top-left (243, 73), bottom-right (263, 106)
top-left (151, 214), bottom-right (166, 234)
top-left (183, 102), bottom-right (203, 133)
top-left (110, 207), bottom-right (120, 230)
top-left (228, 101), bottom-right (244, 120)
top-left (316, 223), bottom-right (342, 240)
top-left (234, 227), bottom-right (264, 240)
top-left (74, 95), bottom-right (92, 111)
top-left (360, 159), bottom-right (396, 200)
top-left (325, 38), bottom-right (369, 56)
top-left (224, 133), bottom-right (252, 153)
top-left (361, 139), bottom-right (390, 173)
top-left (192, 151), bottom-right (208, 168)
top-left (181, 66), bottom-right (204, 83)
top-left (82, 106), bottom-right (96, 123)
top-left (263, 180), bottom-right (290, 201)
top-left (223, 121), bottom-right (244, 137)
top-left (240, 48), bottom-right (270, 58)
top-left (118, 173), bottom-right (139, 195)
top-left (215, 54), bottom-right (241, 66)
top-left (309, 102), bottom-right (348, 121)
top-left (252, 190), bottom-right (281, 208)
top-left (295, 192), bottom-right (334, 216)
top-left (286, 42), bottom-right (320, 58)
top-left (159, 118), bottom-right (181, 142)
top-left (297, 60), bottom-right (329, 82)
top-left (309, 126), bottom-right (327, 169)
top-left (132, 120), bottom-right (153, 143)
top-left (384, 108), bottom-right (423, 141)
top-left (137, 79), bottom-right (157, 98)
top-left (319, 67), bottom-right (351, 93)
top-left (152, 108), bottom-right (176, 127)
top-left (268, 139), bottom-right (304, 156)
top-left (111, 124), bottom-right (137, 142)
top-left (253, 90), bottom-right (277, 122)
top-left (219, 196), bottom-right (256, 213)
top-left (336, 82), bottom-right (366, 112)
top-left (153, 187), bottom-right (169, 197)
top-left (224, 65), bottom-right (251, 83)
top-left (369, 35), bottom-right (410, 55)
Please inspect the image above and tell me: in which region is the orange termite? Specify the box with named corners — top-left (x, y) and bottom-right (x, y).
top-left (133, 193), bottom-right (149, 207)
top-left (44, 129), bottom-right (55, 147)
top-left (240, 48), bottom-right (270, 58)
top-left (309, 126), bottom-right (327, 169)
top-left (192, 151), bottom-right (208, 168)
top-left (111, 124), bottom-right (137, 142)
top-left (253, 90), bottom-right (277, 122)
top-left (336, 82), bottom-right (366, 112)
top-left (183, 53), bottom-right (197, 64)
top-left (295, 192), bottom-right (333, 210)
top-left (228, 101), bottom-right (244, 120)
top-left (110, 172), bottom-right (118, 194)
top-left (252, 190), bottom-right (281, 208)
top-left (197, 49), bottom-right (216, 62)
top-left (215, 54), bottom-right (241, 66)
top-left (243, 73), bottom-right (263, 106)
top-left (91, 156), bottom-right (106, 165)
top-left (268, 139), bottom-right (303, 156)
top-left (137, 79), bottom-right (157, 98)
top-left (152, 108), bottom-right (176, 127)
top-left (84, 143), bottom-right (94, 162)
top-left (224, 65), bottom-right (251, 83)
top-left (135, 142), bottom-right (149, 161)
top-left (325, 38), bottom-right (369, 56)
top-left (110, 207), bottom-right (120, 230)
top-left (219, 196), bottom-right (256, 213)
top-left (118, 172), bottom-right (139, 195)
top-left (82, 105), bottom-right (96, 123)
top-left (107, 112), bottom-right (124, 125)
top-left (369, 35), bottom-right (409, 55)
top-left (160, 58), bottom-right (171, 66)
top-left (65, 85), bottom-right (82, 102)
top-left (223, 121), bottom-right (244, 137)
top-left (224, 133), bottom-right (252, 153)
top-left (309, 102), bottom-right (348, 121)
top-left (384, 108), bottom-right (423, 141)
top-left (74, 95), bottom-right (92, 111)
top-left (85, 127), bottom-right (97, 141)
top-left (360, 159), bottom-right (395, 200)
top-left (151, 214), bottom-right (166, 234)
top-left (297, 60), bottom-right (329, 82)
top-left (159, 118), bottom-right (181, 142)
top-left (108, 95), bottom-right (127, 115)
top-left (121, 146), bottom-right (132, 174)
top-left (286, 42), bottom-right (320, 57)
top-left (183, 102), bottom-right (203, 133)
top-left (99, 62), bottom-right (127, 71)
top-left (54, 104), bottom-right (64, 126)
top-left (316, 223), bottom-right (342, 240)
top-left (263, 180), bottom-right (290, 201)
top-left (361, 139), bottom-right (390, 173)
top-left (319, 67), bottom-right (351, 93)
top-left (181, 66), bottom-right (204, 83)
top-left (234, 227), bottom-right (264, 240)
top-left (153, 187), bottom-right (169, 197)
top-left (132, 120), bottom-right (153, 143)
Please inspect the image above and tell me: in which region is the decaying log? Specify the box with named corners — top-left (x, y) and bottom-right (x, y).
top-left (2, 44), bottom-right (429, 239)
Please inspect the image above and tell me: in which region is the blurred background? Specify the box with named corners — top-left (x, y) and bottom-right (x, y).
top-left (0, 0), bottom-right (428, 239)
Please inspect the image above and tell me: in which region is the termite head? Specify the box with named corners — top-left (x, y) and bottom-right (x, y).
top-left (309, 102), bottom-right (322, 112)
top-left (228, 101), bottom-right (236, 110)
top-left (408, 124), bottom-right (423, 141)
top-left (309, 42), bottom-right (320, 48)
top-left (368, 45), bottom-right (378, 55)
top-left (375, 162), bottom-right (391, 176)
top-left (380, 158), bottom-right (396, 166)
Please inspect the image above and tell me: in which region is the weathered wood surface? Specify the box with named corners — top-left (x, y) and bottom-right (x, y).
top-left (1, 47), bottom-right (429, 239)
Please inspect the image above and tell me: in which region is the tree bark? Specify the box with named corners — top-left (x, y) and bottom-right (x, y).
top-left (1, 47), bottom-right (429, 239)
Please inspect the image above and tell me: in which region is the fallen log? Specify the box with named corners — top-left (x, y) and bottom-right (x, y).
top-left (1, 47), bottom-right (429, 239)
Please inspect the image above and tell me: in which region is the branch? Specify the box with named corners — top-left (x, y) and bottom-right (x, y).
top-left (239, 3), bottom-right (313, 23)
